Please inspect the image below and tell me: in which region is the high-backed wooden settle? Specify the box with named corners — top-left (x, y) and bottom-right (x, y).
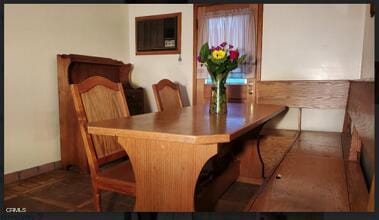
top-left (342, 80), bottom-right (375, 211)
top-left (250, 79), bottom-right (374, 212)
top-left (57, 54), bottom-right (144, 172)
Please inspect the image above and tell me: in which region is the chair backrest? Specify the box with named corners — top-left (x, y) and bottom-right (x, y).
top-left (152, 79), bottom-right (183, 112)
top-left (70, 76), bottom-right (130, 174)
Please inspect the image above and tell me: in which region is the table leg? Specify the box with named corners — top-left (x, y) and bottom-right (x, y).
top-left (118, 137), bottom-right (218, 211)
top-left (238, 123), bottom-right (266, 185)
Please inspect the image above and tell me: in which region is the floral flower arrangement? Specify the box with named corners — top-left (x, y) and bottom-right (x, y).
top-left (197, 42), bottom-right (247, 114)
top-left (197, 42), bottom-right (247, 83)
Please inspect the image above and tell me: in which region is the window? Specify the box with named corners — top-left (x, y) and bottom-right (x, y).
top-left (135, 13), bottom-right (181, 55)
top-left (196, 5), bottom-right (260, 85)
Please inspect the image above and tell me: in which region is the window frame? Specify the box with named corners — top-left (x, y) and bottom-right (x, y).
top-left (135, 12), bottom-right (182, 56)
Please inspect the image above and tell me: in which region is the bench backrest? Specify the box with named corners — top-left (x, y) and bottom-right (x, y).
top-left (256, 80), bottom-right (350, 109)
top-left (256, 80), bottom-right (350, 131)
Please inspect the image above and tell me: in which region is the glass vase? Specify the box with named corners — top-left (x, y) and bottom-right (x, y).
top-left (209, 75), bottom-right (228, 114)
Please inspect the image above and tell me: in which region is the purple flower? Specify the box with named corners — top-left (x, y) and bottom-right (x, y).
top-left (229, 44), bottom-right (234, 49)
top-left (196, 55), bottom-right (201, 62)
top-left (210, 46), bottom-right (216, 51)
top-left (220, 42), bottom-right (227, 47)
top-left (216, 46), bottom-right (222, 50)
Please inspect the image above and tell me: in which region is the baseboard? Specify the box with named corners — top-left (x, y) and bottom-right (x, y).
top-left (4, 161), bottom-right (62, 185)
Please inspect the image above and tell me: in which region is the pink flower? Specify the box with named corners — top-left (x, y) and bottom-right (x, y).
top-left (229, 50), bottom-right (239, 60)
top-left (220, 42), bottom-right (227, 47)
top-left (196, 55), bottom-right (201, 62)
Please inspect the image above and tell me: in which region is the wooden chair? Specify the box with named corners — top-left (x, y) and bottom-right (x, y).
top-left (152, 79), bottom-right (183, 112)
top-left (70, 76), bottom-right (135, 211)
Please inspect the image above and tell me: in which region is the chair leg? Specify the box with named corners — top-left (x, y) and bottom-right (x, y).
top-left (93, 187), bottom-right (102, 212)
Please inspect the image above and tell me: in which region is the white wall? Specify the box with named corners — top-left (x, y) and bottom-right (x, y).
top-left (261, 4), bottom-right (367, 132)
top-left (261, 4), bottom-right (365, 80)
top-left (361, 4), bottom-right (375, 80)
top-left (4, 4), bottom-right (129, 174)
top-left (127, 4), bottom-right (193, 112)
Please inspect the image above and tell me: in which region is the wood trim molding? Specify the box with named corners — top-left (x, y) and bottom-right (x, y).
top-left (193, 5), bottom-right (198, 105)
top-left (4, 161), bottom-right (62, 185)
top-left (255, 4), bottom-right (263, 81)
top-left (75, 76), bottom-right (121, 93)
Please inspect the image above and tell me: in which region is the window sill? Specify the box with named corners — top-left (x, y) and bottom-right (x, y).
top-left (204, 82), bottom-right (248, 86)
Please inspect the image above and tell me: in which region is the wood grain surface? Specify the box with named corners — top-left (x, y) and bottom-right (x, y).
top-left (119, 137), bottom-right (217, 211)
top-left (88, 103), bottom-right (287, 145)
top-left (152, 79), bottom-right (183, 112)
top-left (88, 103), bottom-right (286, 211)
top-left (346, 81), bottom-right (374, 184)
top-left (250, 131), bottom-right (350, 212)
top-left (250, 154), bottom-right (349, 211)
top-left (70, 76), bottom-right (135, 211)
top-left (57, 54), bottom-right (143, 172)
top-left (81, 84), bottom-right (128, 160)
top-left (203, 84), bottom-right (248, 103)
top-left (345, 161), bottom-right (369, 211)
top-left (256, 80), bottom-right (349, 109)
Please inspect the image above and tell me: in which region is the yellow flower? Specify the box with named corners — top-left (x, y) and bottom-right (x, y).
top-left (212, 50), bottom-right (226, 60)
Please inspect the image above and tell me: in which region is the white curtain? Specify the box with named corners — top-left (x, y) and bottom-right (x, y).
top-left (197, 8), bottom-right (256, 79)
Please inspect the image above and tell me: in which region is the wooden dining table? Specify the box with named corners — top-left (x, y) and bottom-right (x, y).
top-left (88, 103), bottom-right (287, 211)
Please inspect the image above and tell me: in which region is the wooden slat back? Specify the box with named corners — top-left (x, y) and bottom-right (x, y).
top-left (71, 76), bottom-right (130, 172)
top-left (256, 80), bottom-right (350, 109)
top-left (152, 79), bottom-right (183, 112)
top-left (81, 86), bottom-right (126, 159)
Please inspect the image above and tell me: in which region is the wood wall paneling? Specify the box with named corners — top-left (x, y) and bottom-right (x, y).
top-left (203, 84), bottom-right (248, 103)
top-left (256, 80), bottom-right (350, 109)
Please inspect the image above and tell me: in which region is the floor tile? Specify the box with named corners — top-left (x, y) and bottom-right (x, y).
top-left (4, 195), bottom-right (68, 212)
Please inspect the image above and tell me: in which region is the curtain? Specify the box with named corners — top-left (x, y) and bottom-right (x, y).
top-left (197, 8), bottom-right (256, 79)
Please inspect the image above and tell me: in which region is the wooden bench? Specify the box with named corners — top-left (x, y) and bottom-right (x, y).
top-left (342, 80), bottom-right (375, 211)
top-left (248, 80), bottom-right (374, 212)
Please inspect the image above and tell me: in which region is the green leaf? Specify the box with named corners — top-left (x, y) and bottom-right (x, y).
top-left (215, 65), bottom-right (226, 75)
top-left (200, 42), bottom-right (210, 62)
top-left (226, 60), bottom-right (238, 72)
top-left (237, 54), bottom-right (247, 64)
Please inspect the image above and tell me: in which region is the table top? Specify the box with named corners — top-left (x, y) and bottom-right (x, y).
top-left (88, 103), bottom-right (287, 144)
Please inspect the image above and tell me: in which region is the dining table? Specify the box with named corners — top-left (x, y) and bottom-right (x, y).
top-left (87, 102), bottom-right (287, 211)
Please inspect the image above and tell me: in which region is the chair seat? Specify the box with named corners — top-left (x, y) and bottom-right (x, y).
top-left (96, 160), bottom-right (136, 195)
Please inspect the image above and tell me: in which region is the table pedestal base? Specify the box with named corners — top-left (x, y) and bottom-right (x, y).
top-left (119, 137), bottom-right (218, 211)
